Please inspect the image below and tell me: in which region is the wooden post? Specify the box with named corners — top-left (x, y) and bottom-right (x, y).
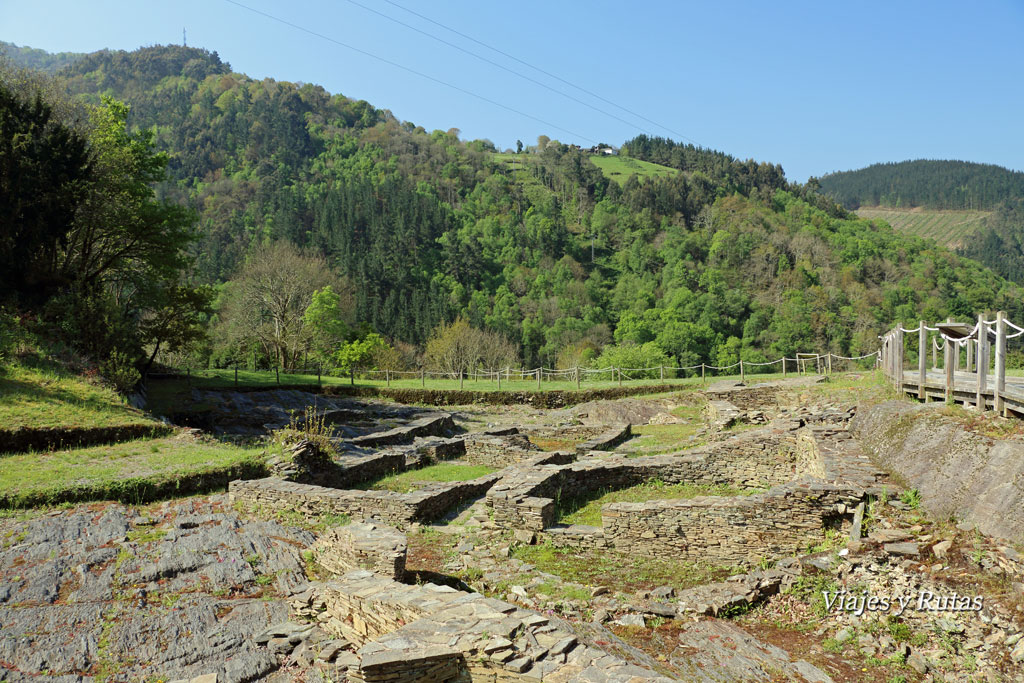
top-left (660, 365), bottom-right (664, 381)
top-left (701, 363), bottom-right (706, 384)
top-left (977, 314), bottom-right (988, 411)
top-left (497, 369), bottom-right (502, 391)
top-left (576, 366), bottom-right (581, 390)
top-left (386, 368), bottom-right (391, 388)
top-left (740, 360), bottom-right (745, 382)
top-left (918, 321), bottom-right (926, 400)
top-left (421, 368), bottom-right (425, 388)
top-left (932, 339), bottom-right (937, 370)
top-left (536, 368), bottom-right (541, 390)
top-left (827, 353), bottom-right (832, 375)
top-left (966, 334), bottom-right (974, 373)
top-left (996, 311), bottom-right (1007, 416)
top-left (895, 324), bottom-right (904, 392)
top-left (617, 367), bottom-right (622, 387)
top-left (944, 318), bottom-right (954, 402)
top-left (782, 357), bottom-right (787, 377)
top-left (460, 370), bottom-right (465, 390)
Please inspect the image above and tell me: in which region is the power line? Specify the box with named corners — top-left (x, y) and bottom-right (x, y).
top-left (342, 0), bottom-right (657, 139)
top-left (221, 0), bottom-right (596, 144)
top-left (380, 0), bottom-right (700, 146)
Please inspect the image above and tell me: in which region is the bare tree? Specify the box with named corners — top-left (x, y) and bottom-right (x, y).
top-left (424, 318), bottom-right (518, 377)
top-left (217, 242), bottom-right (344, 367)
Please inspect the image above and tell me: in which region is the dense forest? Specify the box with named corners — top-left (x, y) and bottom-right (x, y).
top-left (818, 159), bottom-right (1024, 211)
top-left (4, 44), bottom-right (1023, 380)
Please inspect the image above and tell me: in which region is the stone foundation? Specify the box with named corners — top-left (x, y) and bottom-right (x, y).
top-left (312, 522), bottom-right (407, 581)
top-left (487, 425), bottom-right (820, 531)
top-left (347, 414), bottom-right (456, 448)
top-left (230, 473), bottom-right (500, 529)
top-left (290, 570), bottom-right (673, 682)
top-left (576, 423), bottom-right (632, 454)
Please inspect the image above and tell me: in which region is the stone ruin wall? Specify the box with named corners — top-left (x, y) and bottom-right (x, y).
top-left (312, 522), bottom-right (407, 582)
top-left (597, 481), bottom-right (862, 565)
top-left (230, 474), bottom-right (500, 529)
top-left (487, 425), bottom-right (821, 532)
top-left (705, 385), bottom-right (780, 410)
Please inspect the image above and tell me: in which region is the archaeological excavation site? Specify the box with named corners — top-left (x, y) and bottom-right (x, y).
top-left (4, 373), bottom-right (1024, 683)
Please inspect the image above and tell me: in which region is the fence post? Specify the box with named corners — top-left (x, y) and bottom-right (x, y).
top-left (536, 368), bottom-right (541, 390)
top-left (740, 360), bottom-right (745, 382)
top-left (660, 365), bottom-right (664, 382)
top-left (944, 318), bottom-right (954, 402)
top-left (576, 366), bottom-right (581, 390)
top-left (497, 368), bottom-right (502, 390)
top-left (782, 357), bottom-right (787, 377)
top-left (617, 367), bottom-right (622, 387)
top-left (977, 314), bottom-right (988, 411)
top-left (827, 353), bottom-right (832, 375)
top-left (895, 323), bottom-right (904, 392)
top-left (932, 338), bottom-right (937, 370)
top-left (460, 369), bottom-right (465, 390)
top-left (701, 363), bottom-right (706, 384)
top-left (918, 321), bottom-right (926, 400)
top-left (420, 368), bottom-right (425, 388)
top-left (996, 311), bottom-right (1007, 416)
top-left (386, 368), bottom-right (391, 388)
top-left (966, 332), bottom-right (974, 373)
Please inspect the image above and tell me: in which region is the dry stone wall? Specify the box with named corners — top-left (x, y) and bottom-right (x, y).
top-left (487, 425), bottom-right (820, 531)
top-left (230, 473), bottom-right (500, 528)
top-left (597, 480), bottom-right (862, 565)
top-left (347, 414), bottom-right (456, 448)
top-left (312, 522), bottom-right (407, 581)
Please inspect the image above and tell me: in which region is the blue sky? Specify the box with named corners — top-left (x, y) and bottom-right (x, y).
top-left (3, 0), bottom-right (1022, 182)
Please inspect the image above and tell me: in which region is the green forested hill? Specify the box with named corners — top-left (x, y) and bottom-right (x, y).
top-left (1, 41), bottom-right (85, 73)
top-left (818, 159), bottom-right (1024, 211)
top-left (11, 44), bottom-right (1023, 369)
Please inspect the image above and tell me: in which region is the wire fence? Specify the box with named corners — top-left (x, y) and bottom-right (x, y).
top-left (157, 351), bottom-right (879, 390)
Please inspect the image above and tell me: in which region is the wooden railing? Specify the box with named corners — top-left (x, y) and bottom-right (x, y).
top-left (879, 312), bottom-right (1024, 416)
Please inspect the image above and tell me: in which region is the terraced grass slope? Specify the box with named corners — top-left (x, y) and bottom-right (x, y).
top-left (856, 206), bottom-right (990, 248)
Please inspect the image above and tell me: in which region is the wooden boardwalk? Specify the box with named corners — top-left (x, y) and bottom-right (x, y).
top-left (896, 369), bottom-right (1024, 416)
top-left (881, 313), bottom-right (1024, 417)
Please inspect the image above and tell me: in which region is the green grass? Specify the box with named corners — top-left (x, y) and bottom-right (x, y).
top-left (856, 206), bottom-right (990, 248)
top-left (358, 462), bottom-right (496, 493)
top-left (0, 361), bottom-right (158, 430)
top-left (557, 480), bottom-right (760, 526)
top-left (0, 436), bottom-right (265, 507)
top-left (588, 155), bottom-right (680, 185)
top-left (513, 541), bottom-right (741, 592)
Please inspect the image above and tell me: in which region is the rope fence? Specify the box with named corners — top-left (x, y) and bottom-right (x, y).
top-left (162, 350), bottom-right (879, 391)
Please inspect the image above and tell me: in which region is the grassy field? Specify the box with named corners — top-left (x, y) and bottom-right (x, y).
top-left (0, 361), bottom-right (159, 430)
top-left (856, 206), bottom-right (990, 248)
top-left (588, 155), bottom-right (679, 185)
top-left (147, 366), bottom-right (854, 395)
top-left (0, 435), bottom-right (265, 507)
top-left (558, 480), bottom-right (757, 526)
top-left (358, 462), bottom-right (496, 493)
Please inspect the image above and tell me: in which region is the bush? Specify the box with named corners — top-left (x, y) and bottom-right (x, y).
top-left (591, 342), bottom-right (674, 379)
top-left (99, 350), bottom-right (141, 394)
top-left (0, 309), bottom-right (23, 370)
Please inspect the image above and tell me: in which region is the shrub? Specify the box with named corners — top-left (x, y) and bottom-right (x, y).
top-left (591, 342), bottom-right (674, 379)
top-left (99, 350), bottom-right (141, 394)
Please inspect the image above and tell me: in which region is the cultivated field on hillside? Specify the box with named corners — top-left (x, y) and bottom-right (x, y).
top-left (856, 206), bottom-right (990, 248)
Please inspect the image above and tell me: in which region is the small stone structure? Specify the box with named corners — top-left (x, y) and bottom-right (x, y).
top-left (347, 413), bottom-right (456, 448)
top-left (575, 423), bottom-right (632, 454)
top-left (461, 433), bottom-right (540, 467)
top-left (230, 473), bottom-right (501, 529)
top-left (487, 424), bottom-right (820, 532)
top-left (290, 570), bottom-right (674, 682)
top-left (312, 522), bottom-right (407, 581)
